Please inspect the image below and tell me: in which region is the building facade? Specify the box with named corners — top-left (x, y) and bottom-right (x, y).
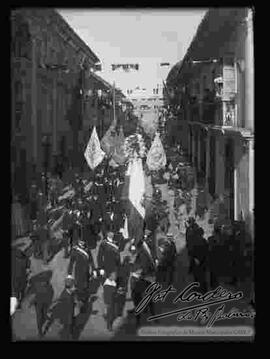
top-left (11, 8), bottom-right (102, 201)
top-left (167, 8), bottom-right (254, 238)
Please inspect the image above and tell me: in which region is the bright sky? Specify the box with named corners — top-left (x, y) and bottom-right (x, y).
top-left (58, 9), bottom-right (207, 97)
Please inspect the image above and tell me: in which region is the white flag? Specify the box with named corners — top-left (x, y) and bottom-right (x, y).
top-left (120, 215), bottom-right (129, 239)
top-left (84, 126), bottom-right (105, 170)
top-left (146, 132), bottom-right (167, 171)
top-left (129, 157), bottom-right (145, 218)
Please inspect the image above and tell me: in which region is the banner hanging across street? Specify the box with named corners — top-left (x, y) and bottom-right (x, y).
top-left (111, 64), bottom-right (139, 71)
top-left (84, 126), bottom-right (105, 170)
top-left (146, 132), bottom-right (167, 171)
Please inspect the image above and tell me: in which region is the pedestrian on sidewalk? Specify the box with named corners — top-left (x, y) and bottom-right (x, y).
top-left (43, 275), bottom-right (75, 340)
top-left (27, 270), bottom-right (54, 339)
top-left (36, 210), bottom-right (51, 265)
top-left (130, 264), bottom-right (155, 328)
top-left (208, 223), bottom-right (222, 290)
top-left (11, 247), bottom-right (31, 309)
top-left (185, 217), bottom-right (200, 273)
top-left (189, 227), bottom-right (209, 293)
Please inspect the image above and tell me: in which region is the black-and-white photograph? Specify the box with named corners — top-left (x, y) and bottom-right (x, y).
top-left (11, 7), bottom-right (255, 342)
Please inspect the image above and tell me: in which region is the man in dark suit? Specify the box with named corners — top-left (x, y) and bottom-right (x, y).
top-left (27, 270), bottom-right (54, 339)
top-left (62, 207), bottom-right (74, 258)
top-left (130, 263), bottom-right (155, 328)
top-left (189, 227), bottom-right (209, 293)
top-left (134, 237), bottom-right (156, 280)
top-left (88, 192), bottom-right (103, 227)
top-left (82, 215), bottom-right (100, 251)
top-left (67, 238), bottom-right (96, 312)
top-left (113, 199), bottom-right (125, 233)
top-left (97, 231), bottom-right (121, 280)
top-left (185, 217), bottom-right (200, 273)
top-left (43, 275), bottom-right (75, 340)
top-left (11, 247), bottom-right (31, 309)
top-left (156, 234), bottom-right (177, 287)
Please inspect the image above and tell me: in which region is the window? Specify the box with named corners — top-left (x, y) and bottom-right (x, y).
top-left (12, 20), bottom-right (32, 60)
top-left (209, 136), bottom-right (216, 197)
top-left (211, 69), bottom-right (216, 90)
top-left (224, 139), bottom-right (234, 190)
top-left (222, 56), bottom-right (236, 101)
top-left (202, 75), bottom-right (207, 92)
top-left (14, 80), bottom-right (23, 132)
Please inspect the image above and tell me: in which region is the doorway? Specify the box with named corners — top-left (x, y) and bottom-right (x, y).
top-left (225, 138), bottom-right (235, 220)
top-left (209, 135), bottom-right (216, 197)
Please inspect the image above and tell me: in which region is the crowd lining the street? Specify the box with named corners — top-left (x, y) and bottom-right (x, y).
top-left (11, 130), bottom-right (254, 340)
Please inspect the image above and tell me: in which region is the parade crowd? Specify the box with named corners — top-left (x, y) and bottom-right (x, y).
top-left (11, 128), bottom-right (253, 340)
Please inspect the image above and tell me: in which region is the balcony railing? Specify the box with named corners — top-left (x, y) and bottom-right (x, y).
top-left (215, 100), bottom-right (236, 127)
top-left (188, 99), bottom-right (236, 127)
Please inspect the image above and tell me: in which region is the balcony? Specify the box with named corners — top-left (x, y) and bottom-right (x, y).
top-left (188, 98), bottom-right (236, 128)
top-left (215, 99), bottom-right (237, 127)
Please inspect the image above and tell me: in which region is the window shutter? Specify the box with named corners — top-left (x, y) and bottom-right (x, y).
top-left (222, 56), bottom-right (236, 101)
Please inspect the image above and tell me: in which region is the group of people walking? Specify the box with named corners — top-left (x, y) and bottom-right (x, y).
top-left (185, 216), bottom-right (251, 294)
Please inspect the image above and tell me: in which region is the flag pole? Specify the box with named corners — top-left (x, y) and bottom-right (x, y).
top-left (113, 81), bottom-right (116, 125)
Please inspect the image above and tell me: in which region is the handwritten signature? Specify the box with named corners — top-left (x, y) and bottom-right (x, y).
top-left (134, 282), bottom-right (255, 328)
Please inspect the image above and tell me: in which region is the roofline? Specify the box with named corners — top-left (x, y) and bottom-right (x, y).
top-left (54, 10), bottom-right (100, 64)
top-left (12, 8), bottom-right (100, 64)
top-left (90, 71), bottom-right (112, 90)
top-left (174, 10), bottom-right (210, 82)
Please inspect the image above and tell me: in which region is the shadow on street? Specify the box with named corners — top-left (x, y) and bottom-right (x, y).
top-left (71, 295), bottom-right (99, 340)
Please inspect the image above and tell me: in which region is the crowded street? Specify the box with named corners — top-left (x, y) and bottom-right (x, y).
top-left (11, 8), bottom-right (254, 342)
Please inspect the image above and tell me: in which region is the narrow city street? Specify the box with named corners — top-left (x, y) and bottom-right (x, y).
top-left (12, 167), bottom-right (254, 341)
top-left (11, 166), bottom-right (190, 340)
top-left (11, 8), bottom-right (254, 342)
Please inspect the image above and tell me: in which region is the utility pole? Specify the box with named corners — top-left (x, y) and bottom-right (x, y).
top-left (113, 81), bottom-right (116, 125)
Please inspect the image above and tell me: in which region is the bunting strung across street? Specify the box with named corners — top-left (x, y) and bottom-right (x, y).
top-left (111, 64), bottom-right (139, 71)
top-left (84, 126), bottom-right (105, 170)
top-left (146, 132), bottom-right (167, 171)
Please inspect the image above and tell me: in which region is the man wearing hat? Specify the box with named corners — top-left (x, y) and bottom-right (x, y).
top-left (129, 260), bottom-right (156, 328)
top-left (188, 226), bottom-right (209, 293)
top-left (27, 270), bottom-right (54, 339)
top-left (130, 233), bottom-right (157, 294)
top-left (67, 236), bottom-right (97, 313)
top-left (156, 233), bottom-right (177, 287)
top-left (88, 190), bottom-right (103, 228)
top-left (43, 275), bottom-right (75, 340)
top-left (62, 205), bottom-right (75, 258)
top-left (11, 247), bottom-right (31, 310)
top-left (185, 217), bottom-right (201, 273)
top-left (97, 231), bottom-right (121, 282)
top-left (208, 224), bottom-right (222, 289)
